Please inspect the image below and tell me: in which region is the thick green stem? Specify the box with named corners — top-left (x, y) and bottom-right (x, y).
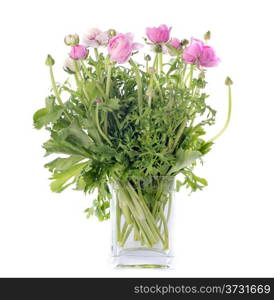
top-left (209, 85), bottom-right (232, 142)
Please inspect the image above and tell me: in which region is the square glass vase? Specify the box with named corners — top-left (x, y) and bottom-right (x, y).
top-left (110, 176), bottom-right (175, 269)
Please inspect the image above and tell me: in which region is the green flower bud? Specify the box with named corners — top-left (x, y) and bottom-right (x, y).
top-left (108, 29), bottom-right (117, 38)
top-left (181, 39), bottom-right (189, 47)
top-left (45, 54), bottom-right (55, 66)
top-left (225, 76), bottom-right (233, 86)
top-left (64, 34), bottom-right (79, 46)
top-left (204, 31), bottom-right (211, 41)
top-left (154, 44), bottom-right (162, 53)
top-left (144, 54), bottom-right (151, 61)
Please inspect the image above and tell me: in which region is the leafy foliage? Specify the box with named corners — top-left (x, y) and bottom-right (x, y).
top-left (34, 50), bottom-right (218, 220)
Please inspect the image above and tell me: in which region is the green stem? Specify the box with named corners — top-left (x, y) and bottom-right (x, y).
top-left (95, 103), bottom-right (112, 145)
top-left (127, 183), bottom-right (165, 246)
top-left (158, 52), bottom-right (163, 75)
top-left (184, 64), bottom-right (194, 87)
top-left (94, 48), bottom-right (99, 61)
top-left (152, 74), bottom-right (164, 101)
top-left (94, 48), bottom-right (103, 82)
top-left (189, 64), bottom-right (194, 88)
top-left (209, 85), bottom-right (232, 142)
top-left (160, 206), bottom-right (169, 250)
top-left (169, 119), bottom-right (187, 153)
top-left (48, 66), bottom-right (71, 120)
top-left (129, 59), bottom-right (143, 115)
top-left (119, 185), bottom-right (155, 247)
top-left (95, 82), bottom-right (107, 99)
top-left (116, 201), bottom-right (121, 243)
top-left (104, 63), bottom-right (112, 133)
top-left (105, 64), bottom-right (112, 100)
top-left (120, 225), bottom-right (133, 247)
top-left (73, 60), bottom-right (89, 106)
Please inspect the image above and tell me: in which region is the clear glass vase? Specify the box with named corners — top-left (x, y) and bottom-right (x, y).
top-left (110, 176), bottom-right (175, 268)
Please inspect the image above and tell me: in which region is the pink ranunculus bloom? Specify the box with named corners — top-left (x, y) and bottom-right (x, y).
top-left (170, 38), bottom-right (181, 49)
top-left (82, 28), bottom-right (109, 48)
top-left (108, 33), bottom-right (143, 64)
top-left (183, 38), bottom-right (219, 67)
top-left (146, 24), bottom-right (171, 44)
top-left (70, 45), bottom-right (88, 60)
top-left (200, 46), bottom-right (220, 67)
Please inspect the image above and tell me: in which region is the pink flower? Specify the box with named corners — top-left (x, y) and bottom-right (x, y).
top-left (146, 24), bottom-right (171, 44)
top-left (82, 28), bottom-right (109, 48)
top-left (170, 38), bottom-right (181, 49)
top-left (70, 45), bottom-right (88, 60)
top-left (108, 33), bottom-right (143, 64)
top-left (183, 38), bottom-right (220, 67)
top-left (200, 46), bottom-right (220, 67)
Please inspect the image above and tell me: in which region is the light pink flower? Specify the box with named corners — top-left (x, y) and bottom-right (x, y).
top-left (108, 33), bottom-right (143, 64)
top-left (82, 28), bottom-right (109, 48)
top-left (170, 38), bottom-right (181, 49)
top-left (63, 58), bottom-right (77, 73)
top-left (146, 24), bottom-right (171, 44)
top-left (200, 46), bottom-right (220, 67)
top-left (70, 45), bottom-right (88, 60)
top-left (183, 38), bottom-right (219, 67)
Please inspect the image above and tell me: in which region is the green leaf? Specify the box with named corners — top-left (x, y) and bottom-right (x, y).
top-left (99, 98), bottom-right (120, 112)
top-left (85, 80), bottom-right (98, 100)
top-left (33, 106), bottom-right (63, 129)
top-left (168, 149), bottom-right (201, 174)
top-left (45, 155), bottom-right (85, 173)
top-left (43, 121), bottom-right (94, 157)
top-left (176, 179), bottom-right (184, 192)
top-left (49, 161), bottom-right (88, 193)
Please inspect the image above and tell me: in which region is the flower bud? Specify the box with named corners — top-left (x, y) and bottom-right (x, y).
top-left (204, 31), bottom-right (211, 41)
top-left (95, 98), bottom-right (102, 104)
top-left (225, 76), bottom-right (233, 86)
top-left (154, 44), bottom-right (162, 53)
top-left (181, 39), bottom-right (189, 47)
top-left (70, 45), bottom-right (89, 60)
top-left (64, 34), bottom-right (79, 46)
top-left (144, 54), bottom-right (151, 61)
top-left (108, 29), bottom-right (117, 38)
top-left (63, 58), bottom-right (77, 74)
top-left (45, 54), bottom-right (55, 66)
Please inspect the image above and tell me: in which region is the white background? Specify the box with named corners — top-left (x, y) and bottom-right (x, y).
top-left (0, 0), bottom-right (273, 277)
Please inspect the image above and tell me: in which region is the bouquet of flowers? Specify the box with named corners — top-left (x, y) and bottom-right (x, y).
top-left (33, 25), bottom-right (232, 268)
